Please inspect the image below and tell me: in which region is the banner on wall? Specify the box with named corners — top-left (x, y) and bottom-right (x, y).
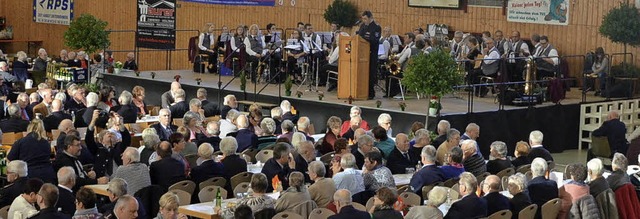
top-left (137, 0), bottom-right (177, 50)
top-left (507, 0), bottom-right (570, 26)
top-left (32, 0), bottom-right (74, 25)
top-left (182, 0), bottom-right (275, 6)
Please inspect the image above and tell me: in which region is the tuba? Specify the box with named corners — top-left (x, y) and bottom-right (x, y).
top-left (524, 57), bottom-right (537, 95)
top-left (386, 53), bottom-right (401, 75)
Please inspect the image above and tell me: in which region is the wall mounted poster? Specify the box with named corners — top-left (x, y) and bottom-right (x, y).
top-left (137, 0), bottom-right (177, 50)
top-left (409, 0), bottom-right (460, 9)
top-left (33, 0), bottom-right (74, 25)
top-left (182, 0), bottom-right (275, 6)
top-left (507, 0), bottom-right (570, 25)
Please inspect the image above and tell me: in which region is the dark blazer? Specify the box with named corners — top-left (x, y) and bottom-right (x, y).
top-left (444, 193), bottom-right (488, 219)
top-left (190, 159), bottom-right (225, 185)
top-left (43, 111), bottom-right (72, 132)
top-left (511, 156), bottom-right (529, 169)
top-left (387, 147), bottom-right (420, 174)
top-left (328, 205), bottom-right (371, 219)
top-left (221, 154), bottom-right (247, 196)
top-left (201, 99), bottom-right (220, 117)
top-left (196, 134), bottom-right (221, 151)
top-left (123, 60), bottom-right (138, 71)
top-left (150, 157), bottom-right (187, 190)
top-left (0, 117), bottom-right (29, 133)
top-left (0, 177), bottom-right (27, 207)
top-left (28, 207), bottom-right (71, 219)
top-left (220, 105), bottom-right (232, 119)
top-left (409, 164), bottom-right (445, 195)
top-left (56, 186), bottom-right (76, 216)
top-left (236, 128), bottom-right (258, 152)
top-left (261, 158), bottom-right (293, 192)
top-left (319, 131), bottom-right (339, 155)
top-left (53, 152), bottom-right (98, 190)
top-left (85, 128), bottom-right (129, 177)
top-left (7, 133), bottom-right (56, 183)
top-left (169, 101), bottom-right (189, 119)
top-left (483, 191), bottom-right (511, 216)
top-left (65, 98), bottom-right (86, 115)
top-left (509, 192), bottom-right (532, 219)
top-left (486, 159), bottom-right (514, 175)
top-left (527, 176), bottom-right (558, 219)
top-left (593, 118), bottom-right (629, 154)
top-left (161, 90), bottom-right (174, 109)
top-left (151, 123), bottom-right (178, 141)
top-left (294, 153), bottom-right (312, 183)
top-left (371, 207), bottom-right (403, 219)
top-left (351, 146), bottom-right (365, 169)
top-left (82, 106), bottom-right (98, 126)
top-left (116, 104), bottom-right (139, 123)
top-left (528, 146), bottom-right (554, 162)
top-left (282, 112), bottom-right (298, 124)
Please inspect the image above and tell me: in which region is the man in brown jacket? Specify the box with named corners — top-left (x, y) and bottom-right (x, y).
top-left (308, 161), bottom-right (336, 208)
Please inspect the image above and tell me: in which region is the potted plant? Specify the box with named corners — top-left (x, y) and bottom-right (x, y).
top-left (113, 61), bottom-right (123, 74)
top-left (284, 76), bottom-right (293, 96)
top-left (429, 96), bottom-right (442, 116)
top-left (63, 14), bottom-right (110, 55)
top-left (174, 75), bottom-right (181, 82)
top-left (296, 91), bottom-right (303, 98)
top-left (318, 91), bottom-right (324, 100)
top-left (376, 100), bottom-right (382, 108)
top-left (195, 78), bottom-right (202, 85)
top-left (150, 72), bottom-right (155, 79)
top-left (599, 3), bottom-right (640, 64)
top-left (399, 101), bottom-right (407, 111)
top-left (323, 0), bottom-right (360, 30)
top-left (402, 50), bottom-right (462, 124)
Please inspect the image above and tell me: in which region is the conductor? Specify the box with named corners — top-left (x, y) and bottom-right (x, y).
top-left (358, 11), bottom-right (381, 100)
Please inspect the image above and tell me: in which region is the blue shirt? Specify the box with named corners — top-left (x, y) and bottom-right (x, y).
top-left (440, 164), bottom-right (465, 180)
top-left (333, 168), bottom-right (365, 195)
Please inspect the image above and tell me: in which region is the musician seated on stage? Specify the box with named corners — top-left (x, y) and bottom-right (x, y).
top-left (229, 25), bottom-right (246, 76)
top-left (244, 24), bottom-right (268, 83)
top-left (533, 35), bottom-right (559, 80)
top-left (319, 32), bottom-right (348, 91)
top-left (385, 33), bottom-right (420, 98)
top-left (463, 37), bottom-right (482, 88)
top-left (476, 37), bottom-right (501, 97)
top-left (285, 30), bottom-right (310, 82)
top-left (198, 23), bottom-right (217, 73)
top-left (264, 23), bottom-right (284, 83)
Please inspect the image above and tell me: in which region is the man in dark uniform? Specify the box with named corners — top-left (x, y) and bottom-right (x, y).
top-left (357, 10), bottom-right (382, 100)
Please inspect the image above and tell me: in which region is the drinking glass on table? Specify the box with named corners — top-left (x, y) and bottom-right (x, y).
top-left (406, 167), bottom-right (415, 175)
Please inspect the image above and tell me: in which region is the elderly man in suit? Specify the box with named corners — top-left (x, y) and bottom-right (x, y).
top-left (53, 135), bottom-right (108, 190)
top-left (196, 88), bottom-right (220, 117)
top-left (150, 141), bottom-right (186, 190)
top-left (235, 114), bottom-right (258, 152)
top-left (28, 183), bottom-right (69, 219)
top-left (280, 100), bottom-right (298, 124)
top-left (387, 133), bottom-right (420, 174)
top-left (115, 91), bottom-right (139, 124)
top-left (43, 99), bottom-right (72, 132)
top-left (261, 142), bottom-right (296, 192)
top-left (308, 161), bottom-right (336, 208)
top-left (294, 141), bottom-right (315, 183)
top-left (220, 94), bottom-right (237, 119)
top-left (151, 109), bottom-right (178, 141)
top-left (444, 172), bottom-right (488, 218)
top-left (0, 160), bottom-right (29, 208)
top-left (190, 143), bottom-right (224, 185)
top-left (528, 130), bottom-right (554, 162)
top-left (410, 145), bottom-right (445, 198)
top-left (591, 110), bottom-right (629, 159)
top-left (33, 88), bottom-right (53, 118)
top-left (328, 189), bottom-right (370, 219)
top-left (482, 175), bottom-right (510, 215)
top-left (0, 104), bottom-right (29, 133)
top-left (161, 81), bottom-right (181, 109)
top-left (527, 157), bottom-right (558, 219)
top-left (56, 167), bottom-right (77, 215)
top-left (219, 137), bottom-right (247, 197)
top-left (169, 89), bottom-right (189, 119)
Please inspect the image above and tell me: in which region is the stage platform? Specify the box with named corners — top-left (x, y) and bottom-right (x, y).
top-left (103, 69), bottom-right (617, 156)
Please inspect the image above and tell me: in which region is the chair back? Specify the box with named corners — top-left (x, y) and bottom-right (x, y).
top-left (525, 171), bottom-right (533, 182)
top-left (547, 161), bottom-right (556, 171)
top-left (255, 149), bottom-right (274, 163)
top-left (308, 208), bottom-right (335, 219)
top-left (173, 118), bottom-right (184, 127)
top-left (320, 152), bottom-right (335, 165)
top-left (496, 167), bottom-right (515, 179)
top-left (517, 164), bottom-right (531, 174)
top-left (241, 148), bottom-right (258, 163)
top-left (233, 182), bottom-right (251, 198)
top-left (168, 180), bottom-right (196, 195)
top-left (149, 106), bottom-right (161, 116)
top-left (0, 205), bottom-right (9, 219)
top-left (198, 185), bottom-right (227, 202)
top-left (1, 132), bottom-right (23, 145)
top-left (185, 154), bottom-right (198, 169)
top-left (199, 177), bottom-right (227, 189)
top-left (397, 185), bottom-right (410, 194)
top-left (169, 189), bottom-right (192, 206)
top-left (230, 172), bottom-right (253, 191)
top-left (487, 209), bottom-right (512, 219)
top-left (399, 192), bottom-right (421, 207)
top-left (591, 136), bottom-right (611, 158)
top-left (447, 187), bottom-right (460, 201)
top-left (541, 198), bottom-right (562, 219)
top-left (291, 200), bottom-right (317, 218)
top-left (443, 177), bottom-right (459, 188)
top-left (476, 172), bottom-right (491, 183)
top-left (422, 182), bottom-right (444, 200)
top-left (352, 202), bottom-right (367, 211)
top-left (518, 204), bottom-right (538, 219)
top-left (451, 183), bottom-right (460, 194)
top-left (365, 197), bottom-right (375, 212)
top-left (272, 211), bottom-right (304, 219)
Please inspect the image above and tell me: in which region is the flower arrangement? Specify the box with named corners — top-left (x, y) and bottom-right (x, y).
top-left (134, 71), bottom-right (140, 77)
top-left (150, 72), bottom-right (156, 79)
top-left (376, 100), bottom-right (382, 108)
top-left (429, 96), bottom-right (442, 110)
top-left (195, 78), bottom-right (202, 85)
top-left (399, 101), bottom-right (406, 111)
top-left (113, 61), bottom-right (123, 69)
top-left (296, 91), bottom-right (303, 98)
top-left (318, 91), bottom-right (324, 100)
top-left (174, 75), bottom-right (181, 82)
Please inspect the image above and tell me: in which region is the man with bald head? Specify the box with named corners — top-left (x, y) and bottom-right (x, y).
top-left (113, 195), bottom-right (139, 219)
top-left (234, 114), bottom-right (258, 152)
top-left (294, 141), bottom-right (315, 183)
top-left (43, 99), bottom-right (72, 132)
top-left (387, 133), bottom-right (420, 174)
top-left (328, 189), bottom-right (369, 219)
top-left (591, 110), bottom-right (628, 159)
top-left (461, 139), bottom-right (486, 177)
top-left (161, 81), bottom-right (181, 109)
top-left (481, 175), bottom-right (510, 215)
top-left (33, 88), bottom-right (53, 117)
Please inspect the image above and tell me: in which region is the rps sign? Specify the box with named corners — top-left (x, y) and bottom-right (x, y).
top-left (33, 0), bottom-right (74, 25)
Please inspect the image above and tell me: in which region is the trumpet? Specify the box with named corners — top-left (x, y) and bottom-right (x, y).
top-left (386, 53), bottom-right (401, 75)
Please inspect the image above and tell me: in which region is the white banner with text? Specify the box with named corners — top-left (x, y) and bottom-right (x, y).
top-left (507, 0), bottom-right (569, 26)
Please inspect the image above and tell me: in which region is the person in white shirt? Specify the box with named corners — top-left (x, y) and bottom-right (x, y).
top-left (533, 35), bottom-right (559, 79)
top-left (219, 109), bottom-right (239, 138)
top-left (378, 27), bottom-right (392, 61)
top-left (319, 31), bottom-right (348, 91)
top-left (8, 178), bottom-right (43, 219)
top-left (244, 24), bottom-right (268, 83)
top-left (198, 23), bottom-right (217, 72)
top-left (506, 31), bottom-right (531, 82)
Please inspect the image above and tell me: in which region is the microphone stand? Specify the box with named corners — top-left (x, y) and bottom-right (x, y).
top-left (346, 40), bottom-right (353, 104)
top-left (218, 43), bottom-right (247, 107)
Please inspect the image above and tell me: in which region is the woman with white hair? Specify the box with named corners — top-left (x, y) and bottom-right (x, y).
top-left (257, 118), bottom-right (278, 150)
top-left (12, 51), bottom-right (30, 82)
top-left (340, 106), bottom-right (370, 136)
top-left (405, 186), bottom-right (449, 219)
top-left (608, 153), bottom-right (631, 190)
top-left (140, 128), bottom-right (161, 165)
top-left (82, 92), bottom-right (100, 126)
top-left (116, 90), bottom-right (139, 123)
top-left (190, 143), bottom-right (224, 185)
top-left (507, 173), bottom-right (531, 218)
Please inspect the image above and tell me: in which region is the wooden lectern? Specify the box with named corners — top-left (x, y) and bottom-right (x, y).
top-left (337, 35), bottom-right (370, 100)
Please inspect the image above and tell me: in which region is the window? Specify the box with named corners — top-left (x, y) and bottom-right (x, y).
top-left (468, 0), bottom-right (503, 7)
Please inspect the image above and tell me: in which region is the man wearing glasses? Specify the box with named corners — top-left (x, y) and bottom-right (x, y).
top-left (28, 183), bottom-right (68, 219)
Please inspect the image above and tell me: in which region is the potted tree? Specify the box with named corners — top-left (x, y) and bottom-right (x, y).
top-left (402, 50), bottom-right (462, 124)
top-left (599, 3), bottom-right (640, 65)
top-left (63, 14), bottom-right (110, 55)
top-left (323, 0), bottom-right (359, 30)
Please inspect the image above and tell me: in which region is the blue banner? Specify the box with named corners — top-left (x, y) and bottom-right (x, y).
top-left (182, 0), bottom-right (275, 6)
top-left (33, 0), bottom-right (74, 25)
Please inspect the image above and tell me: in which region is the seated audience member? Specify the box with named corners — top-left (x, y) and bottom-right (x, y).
top-left (88, 54), bottom-right (105, 82)
top-left (369, 187), bottom-right (402, 219)
top-left (140, 128), bottom-right (160, 165)
top-left (7, 119), bottom-right (56, 183)
top-left (528, 130), bottom-right (554, 162)
top-left (112, 195), bottom-right (139, 219)
top-left (410, 129), bottom-right (431, 155)
top-left (511, 141), bottom-right (530, 169)
top-left (81, 92), bottom-right (100, 126)
top-left (372, 126), bottom-right (395, 158)
top-left (461, 139), bottom-right (486, 177)
top-left (607, 153), bottom-right (631, 190)
top-left (220, 137), bottom-right (247, 194)
top-left (28, 183), bottom-right (68, 219)
top-left (280, 100), bottom-right (298, 124)
top-left (482, 175), bottom-right (510, 216)
top-left (33, 48), bottom-right (49, 72)
top-left (486, 141), bottom-right (514, 174)
top-left (444, 172), bottom-right (488, 219)
top-left (507, 174), bottom-right (531, 219)
top-left (436, 129), bottom-right (461, 165)
top-left (0, 104), bottom-right (29, 133)
top-left (587, 158), bottom-right (609, 197)
top-left (257, 118), bottom-right (278, 150)
top-left (275, 171), bottom-right (313, 213)
top-left (169, 89), bottom-right (189, 119)
top-left (294, 141), bottom-right (315, 183)
top-left (43, 99), bottom-right (72, 132)
top-left (112, 147), bottom-right (151, 195)
top-left (123, 52), bottom-right (138, 71)
top-left (235, 114), bottom-right (258, 152)
top-left (432, 120), bottom-right (451, 148)
top-left (131, 86), bottom-right (147, 116)
top-left (156, 192), bottom-right (187, 219)
top-left (175, 126), bottom-right (198, 156)
top-left (277, 120), bottom-right (296, 143)
top-left (150, 141), bottom-right (186, 190)
top-left (319, 116), bottom-right (342, 155)
top-left (73, 187), bottom-right (103, 219)
top-left (296, 116), bottom-right (315, 142)
top-left (53, 135), bottom-right (105, 189)
top-left (100, 178), bottom-right (146, 218)
top-left (233, 204), bottom-right (253, 219)
top-left (220, 94), bottom-right (238, 119)
top-left (387, 133), bottom-right (420, 174)
top-left (352, 134), bottom-right (375, 169)
top-left (169, 132), bottom-right (191, 175)
top-left (362, 151), bottom-right (396, 192)
top-left (87, 112), bottom-right (130, 178)
top-left (340, 115), bottom-right (362, 141)
top-left (151, 109), bottom-right (178, 141)
top-left (197, 120), bottom-right (222, 151)
top-left (219, 109), bottom-right (239, 138)
top-left (97, 86), bottom-right (117, 112)
top-left (591, 111), bottom-right (629, 158)
top-left (65, 86), bottom-right (87, 115)
top-left (0, 160), bottom-right (29, 208)
top-left (56, 167), bottom-right (77, 215)
top-left (32, 88), bottom-right (53, 118)
top-left (408, 122), bottom-right (426, 146)
top-left (308, 161), bottom-right (336, 208)
top-left (527, 158), bottom-right (558, 219)
top-left (116, 91), bottom-right (138, 123)
top-left (161, 82), bottom-right (181, 109)
top-left (328, 189), bottom-right (370, 219)
top-left (190, 143), bottom-right (224, 185)
top-left (8, 178), bottom-right (43, 219)
top-left (405, 186), bottom-right (448, 219)
top-left (461, 123), bottom-right (482, 157)
top-left (237, 173), bottom-right (276, 214)
top-left (271, 107), bottom-right (284, 135)
top-left (410, 145), bottom-right (445, 194)
top-left (439, 146), bottom-right (465, 180)
top-left (340, 106), bottom-right (370, 136)
top-left (558, 163), bottom-right (599, 219)
top-left (262, 143), bottom-right (295, 192)
top-left (333, 153), bottom-right (365, 197)
top-left (377, 113), bottom-right (393, 137)
top-left (196, 88), bottom-right (220, 117)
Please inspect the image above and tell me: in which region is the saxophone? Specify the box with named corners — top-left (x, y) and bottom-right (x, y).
top-left (524, 57), bottom-right (537, 95)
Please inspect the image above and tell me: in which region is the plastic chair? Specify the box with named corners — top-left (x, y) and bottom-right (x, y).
top-left (352, 202), bottom-right (367, 211)
top-left (399, 192), bottom-right (421, 206)
top-left (233, 182), bottom-right (251, 198)
top-left (0, 205), bottom-right (9, 219)
top-left (387, 75), bottom-right (405, 100)
top-left (255, 149), bottom-right (274, 163)
top-left (397, 185), bottom-right (410, 194)
top-left (476, 172), bottom-right (491, 183)
top-left (199, 177), bottom-right (227, 190)
top-left (365, 197), bottom-right (375, 212)
top-left (541, 198), bottom-right (562, 219)
top-left (198, 185), bottom-right (227, 202)
top-left (308, 208), bottom-right (335, 219)
top-left (496, 167), bottom-right (515, 179)
top-left (230, 172), bottom-right (253, 194)
top-left (591, 136), bottom-right (612, 158)
top-left (168, 180), bottom-right (196, 195)
top-left (169, 189), bottom-right (192, 206)
top-left (487, 209), bottom-right (512, 219)
top-left (320, 152), bottom-right (335, 165)
top-left (272, 211), bottom-right (304, 219)
top-left (517, 164), bottom-right (531, 174)
top-left (447, 188), bottom-right (460, 201)
top-left (241, 148), bottom-right (259, 163)
top-left (422, 182), bottom-right (444, 200)
top-left (518, 204), bottom-right (538, 219)
top-left (443, 178), bottom-right (459, 188)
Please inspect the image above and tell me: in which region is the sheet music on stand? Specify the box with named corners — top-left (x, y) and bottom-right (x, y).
top-left (316, 32), bottom-right (333, 44)
top-left (220, 33), bottom-right (231, 42)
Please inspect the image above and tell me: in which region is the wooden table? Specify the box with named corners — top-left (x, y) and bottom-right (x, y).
top-left (179, 193), bottom-right (280, 219)
top-left (393, 174), bottom-right (412, 186)
top-left (84, 184), bottom-right (109, 197)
